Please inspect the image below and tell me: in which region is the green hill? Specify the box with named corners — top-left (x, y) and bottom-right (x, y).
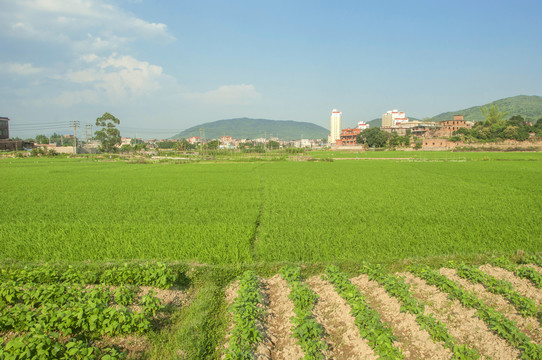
top-left (171, 118), bottom-right (329, 141)
top-left (430, 95), bottom-right (542, 123)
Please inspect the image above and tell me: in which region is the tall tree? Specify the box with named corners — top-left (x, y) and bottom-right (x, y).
top-left (356, 128), bottom-right (390, 148)
top-left (95, 112), bottom-right (121, 153)
top-left (481, 104), bottom-right (508, 126)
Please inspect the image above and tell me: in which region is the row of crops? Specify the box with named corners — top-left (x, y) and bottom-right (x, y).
top-left (1, 256), bottom-right (541, 359)
top-left (1, 159), bottom-right (541, 264)
top-left (0, 263), bottom-right (179, 359)
top-left (224, 258), bottom-right (542, 360)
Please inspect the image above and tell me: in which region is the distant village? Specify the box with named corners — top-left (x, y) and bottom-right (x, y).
top-left (1, 106), bottom-right (540, 154)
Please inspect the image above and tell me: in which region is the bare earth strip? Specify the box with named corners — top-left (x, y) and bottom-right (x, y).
top-left (479, 264), bottom-right (542, 306)
top-left (306, 276), bottom-right (377, 360)
top-left (401, 272), bottom-right (520, 359)
top-left (350, 274), bottom-right (452, 360)
top-left (261, 274), bottom-right (304, 360)
top-left (221, 280), bottom-right (240, 357)
top-left (439, 268), bottom-right (542, 344)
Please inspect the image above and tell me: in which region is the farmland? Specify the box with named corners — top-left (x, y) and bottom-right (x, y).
top-left (1, 153), bottom-right (541, 358)
top-left (1, 155), bottom-right (541, 264)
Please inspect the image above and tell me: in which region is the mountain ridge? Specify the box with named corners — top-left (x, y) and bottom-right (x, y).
top-left (171, 117), bottom-right (329, 140)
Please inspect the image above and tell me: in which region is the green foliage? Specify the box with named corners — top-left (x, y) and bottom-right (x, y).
top-left (95, 112), bottom-right (121, 153)
top-left (455, 264), bottom-right (541, 320)
top-left (359, 263), bottom-right (479, 359)
top-left (410, 265), bottom-right (542, 359)
top-left (0, 263), bottom-right (173, 360)
top-left (0, 262), bottom-right (178, 289)
top-left (431, 95), bottom-right (542, 123)
top-left (356, 127), bottom-right (391, 148)
top-left (0, 327), bottom-right (124, 359)
top-left (171, 118), bottom-right (329, 141)
top-left (225, 271), bottom-right (264, 359)
top-left (481, 104), bottom-right (508, 126)
top-left (279, 265), bottom-right (327, 359)
top-left (325, 266), bottom-right (404, 359)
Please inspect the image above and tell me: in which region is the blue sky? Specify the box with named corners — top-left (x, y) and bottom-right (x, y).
top-left (1, 0), bottom-right (541, 139)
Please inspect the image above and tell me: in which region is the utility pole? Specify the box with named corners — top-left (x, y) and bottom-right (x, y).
top-left (199, 128), bottom-right (205, 155)
top-left (70, 121), bottom-right (80, 154)
top-left (85, 124), bottom-right (92, 144)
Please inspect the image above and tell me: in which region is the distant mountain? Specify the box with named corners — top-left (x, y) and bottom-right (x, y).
top-left (430, 95), bottom-right (542, 123)
top-left (171, 118), bottom-right (329, 141)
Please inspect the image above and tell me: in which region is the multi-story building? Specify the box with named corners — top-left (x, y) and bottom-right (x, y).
top-left (382, 110), bottom-right (408, 127)
top-left (0, 117), bottom-right (9, 139)
top-left (187, 136), bottom-right (200, 144)
top-left (336, 128), bottom-right (361, 146)
top-left (220, 136), bottom-right (233, 145)
top-left (435, 115), bottom-right (472, 137)
top-left (357, 121), bottom-right (370, 131)
top-left (328, 109), bottom-right (342, 145)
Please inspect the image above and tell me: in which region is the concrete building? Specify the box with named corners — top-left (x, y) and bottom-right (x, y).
top-left (336, 128), bottom-right (361, 146)
top-left (220, 136), bottom-right (233, 145)
top-left (187, 136), bottom-right (200, 144)
top-left (328, 109), bottom-right (342, 145)
top-left (382, 110), bottom-right (408, 127)
top-left (357, 121), bottom-right (370, 131)
top-left (0, 117), bottom-right (9, 139)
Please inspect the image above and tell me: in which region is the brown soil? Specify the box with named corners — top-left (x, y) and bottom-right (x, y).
top-left (221, 280), bottom-right (240, 357)
top-left (350, 274), bottom-right (451, 360)
top-left (306, 276), bottom-right (377, 360)
top-left (401, 272), bottom-right (520, 359)
top-left (261, 274), bottom-right (304, 360)
top-left (479, 264), bottom-right (542, 306)
top-left (525, 264), bottom-right (542, 275)
top-left (94, 335), bottom-right (148, 359)
top-left (439, 268), bottom-right (542, 344)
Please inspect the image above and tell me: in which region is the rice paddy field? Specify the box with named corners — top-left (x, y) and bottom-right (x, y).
top-left (1, 152), bottom-right (541, 359)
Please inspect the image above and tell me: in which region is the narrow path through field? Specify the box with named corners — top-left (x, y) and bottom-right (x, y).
top-left (350, 274), bottom-right (451, 360)
top-left (261, 275), bottom-right (303, 360)
top-left (401, 273), bottom-right (520, 359)
top-left (439, 268), bottom-right (542, 344)
top-left (306, 276), bottom-right (377, 360)
top-left (479, 264), bottom-right (542, 306)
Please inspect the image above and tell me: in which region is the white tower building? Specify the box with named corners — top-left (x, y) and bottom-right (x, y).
top-left (382, 110), bottom-right (409, 127)
top-left (328, 109), bottom-right (342, 145)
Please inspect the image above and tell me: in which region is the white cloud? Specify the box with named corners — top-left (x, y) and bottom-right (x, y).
top-left (186, 84), bottom-right (262, 105)
top-left (1, 0), bottom-right (174, 51)
top-left (0, 62), bottom-right (43, 75)
top-left (55, 53), bottom-right (165, 106)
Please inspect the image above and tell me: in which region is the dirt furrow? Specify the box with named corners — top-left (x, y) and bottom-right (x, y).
top-left (401, 272), bottom-right (520, 359)
top-left (479, 264), bottom-right (542, 306)
top-left (525, 264), bottom-right (542, 275)
top-left (350, 274), bottom-right (452, 360)
top-left (261, 274), bottom-right (304, 360)
top-left (222, 280), bottom-right (240, 357)
top-left (439, 268), bottom-right (542, 344)
top-left (306, 276), bottom-right (377, 360)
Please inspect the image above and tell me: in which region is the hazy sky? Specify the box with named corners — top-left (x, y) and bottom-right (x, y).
top-left (2, 0), bottom-right (541, 139)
